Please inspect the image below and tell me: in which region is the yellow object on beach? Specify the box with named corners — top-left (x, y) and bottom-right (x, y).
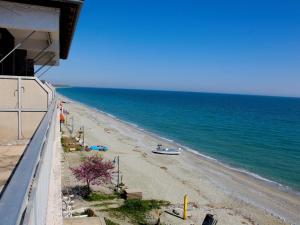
top-left (183, 194), bottom-right (188, 220)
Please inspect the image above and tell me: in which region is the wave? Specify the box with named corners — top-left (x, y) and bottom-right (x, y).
top-left (183, 147), bottom-right (300, 196)
top-left (185, 148), bottom-right (218, 162)
top-left (124, 121), bottom-right (139, 128)
top-left (102, 113), bottom-right (300, 195)
top-left (158, 136), bottom-right (175, 143)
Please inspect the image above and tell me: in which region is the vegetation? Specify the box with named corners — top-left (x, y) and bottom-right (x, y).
top-left (91, 202), bottom-right (116, 208)
top-left (68, 156), bottom-right (169, 224)
top-left (111, 199), bottom-right (170, 224)
top-left (61, 136), bottom-right (83, 152)
top-left (70, 155), bottom-right (115, 191)
top-left (84, 192), bottom-right (119, 201)
top-left (104, 218), bottom-right (120, 225)
top-left (84, 208), bottom-right (96, 217)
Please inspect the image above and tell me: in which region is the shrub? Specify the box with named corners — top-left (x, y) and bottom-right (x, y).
top-left (70, 155), bottom-right (115, 191)
top-left (104, 218), bottom-right (120, 225)
top-left (84, 192), bottom-right (119, 201)
top-left (113, 199), bottom-right (170, 224)
top-left (84, 208), bottom-right (95, 217)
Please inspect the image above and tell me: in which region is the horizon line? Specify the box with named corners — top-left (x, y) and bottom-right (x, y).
top-left (54, 84), bottom-right (300, 99)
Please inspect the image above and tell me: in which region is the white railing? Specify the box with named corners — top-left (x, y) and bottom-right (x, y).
top-left (0, 97), bottom-right (58, 225)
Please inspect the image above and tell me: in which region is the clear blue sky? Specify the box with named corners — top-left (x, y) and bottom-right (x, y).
top-left (46, 0), bottom-right (300, 97)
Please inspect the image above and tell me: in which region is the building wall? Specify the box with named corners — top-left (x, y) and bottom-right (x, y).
top-left (22, 79), bottom-right (48, 109)
top-left (0, 76), bottom-right (50, 142)
top-left (0, 78), bottom-right (18, 108)
top-left (0, 112), bottom-right (18, 141)
top-left (21, 112), bottom-right (45, 138)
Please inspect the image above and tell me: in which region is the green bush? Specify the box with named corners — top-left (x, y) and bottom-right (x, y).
top-left (113, 199), bottom-right (170, 224)
top-left (84, 208), bottom-right (95, 217)
top-left (104, 218), bottom-right (120, 225)
top-left (84, 192), bottom-right (118, 201)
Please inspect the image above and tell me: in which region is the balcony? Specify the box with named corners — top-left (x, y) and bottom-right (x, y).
top-left (0, 76), bottom-right (60, 225)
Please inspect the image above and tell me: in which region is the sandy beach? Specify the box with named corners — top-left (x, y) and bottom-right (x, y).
top-left (60, 95), bottom-right (300, 225)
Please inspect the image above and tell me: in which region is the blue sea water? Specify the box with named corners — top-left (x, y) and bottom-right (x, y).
top-left (57, 87), bottom-right (300, 191)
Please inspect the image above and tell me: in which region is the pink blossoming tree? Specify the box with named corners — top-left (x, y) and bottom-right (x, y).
top-left (70, 155), bottom-right (115, 191)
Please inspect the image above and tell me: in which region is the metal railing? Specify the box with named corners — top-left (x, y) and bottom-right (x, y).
top-left (0, 97), bottom-right (58, 225)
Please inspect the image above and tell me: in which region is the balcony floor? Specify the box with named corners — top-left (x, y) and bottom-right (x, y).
top-left (0, 141), bottom-right (28, 193)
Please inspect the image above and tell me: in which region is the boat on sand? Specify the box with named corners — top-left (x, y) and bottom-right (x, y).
top-left (152, 144), bottom-right (181, 155)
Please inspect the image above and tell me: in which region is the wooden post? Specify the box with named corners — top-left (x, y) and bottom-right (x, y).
top-left (117, 155), bottom-right (120, 187)
top-left (82, 125), bottom-right (85, 146)
top-left (71, 116), bottom-right (74, 134)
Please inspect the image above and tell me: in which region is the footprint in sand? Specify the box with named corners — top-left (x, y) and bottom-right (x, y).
top-left (132, 148), bottom-right (141, 153)
top-left (160, 166), bottom-right (168, 171)
top-left (104, 128), bottom-right (111, 133)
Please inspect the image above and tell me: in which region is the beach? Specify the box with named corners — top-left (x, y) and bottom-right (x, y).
top-left (61, 95), bottom-right (300, 225)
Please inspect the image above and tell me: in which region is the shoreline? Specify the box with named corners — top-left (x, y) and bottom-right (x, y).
top-left (59, 93), bottom-right (300, 225)
top-left (59, 93), bottom-right (299, 196)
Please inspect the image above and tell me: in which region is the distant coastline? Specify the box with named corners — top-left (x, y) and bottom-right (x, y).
top-left (53, 84), bottom-right (72, 88)
top-left (56, 85), bottom-right (300, 99)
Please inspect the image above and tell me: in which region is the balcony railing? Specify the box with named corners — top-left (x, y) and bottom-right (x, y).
top-left (0, 96), bottom-right (58, 225)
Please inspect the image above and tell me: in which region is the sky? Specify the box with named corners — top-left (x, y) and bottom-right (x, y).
top-left (46, 0), bottom-right (300, 97)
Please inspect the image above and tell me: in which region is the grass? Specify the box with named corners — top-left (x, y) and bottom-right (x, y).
top-left (111, 199), bottom-right (170, 224)
top-left (91, 202), bottom-right (117, 208)
top-left (82, 192), bottom-right (170, 224)
top-left (104, 218), bottom-right (120, 225)
top-left (84, 192), bottom-right (119, 201)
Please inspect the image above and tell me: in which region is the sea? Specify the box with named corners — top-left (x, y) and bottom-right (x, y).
top-left (57, 87), bottom-right (300, 192)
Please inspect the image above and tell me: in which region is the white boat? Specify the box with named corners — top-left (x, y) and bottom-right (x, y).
top-left (152, 144), bottom-right (181, 155)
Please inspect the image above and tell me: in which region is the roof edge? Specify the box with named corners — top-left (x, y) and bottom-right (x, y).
top-left (3, 0), bottom-right (84, 59)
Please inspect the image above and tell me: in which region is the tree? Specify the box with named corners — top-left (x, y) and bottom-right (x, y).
top-left (70, 154), bottom-right (115, 191)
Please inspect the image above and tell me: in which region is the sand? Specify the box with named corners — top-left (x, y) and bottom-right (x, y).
top-left (60, 95), bottom-right (300, 225)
